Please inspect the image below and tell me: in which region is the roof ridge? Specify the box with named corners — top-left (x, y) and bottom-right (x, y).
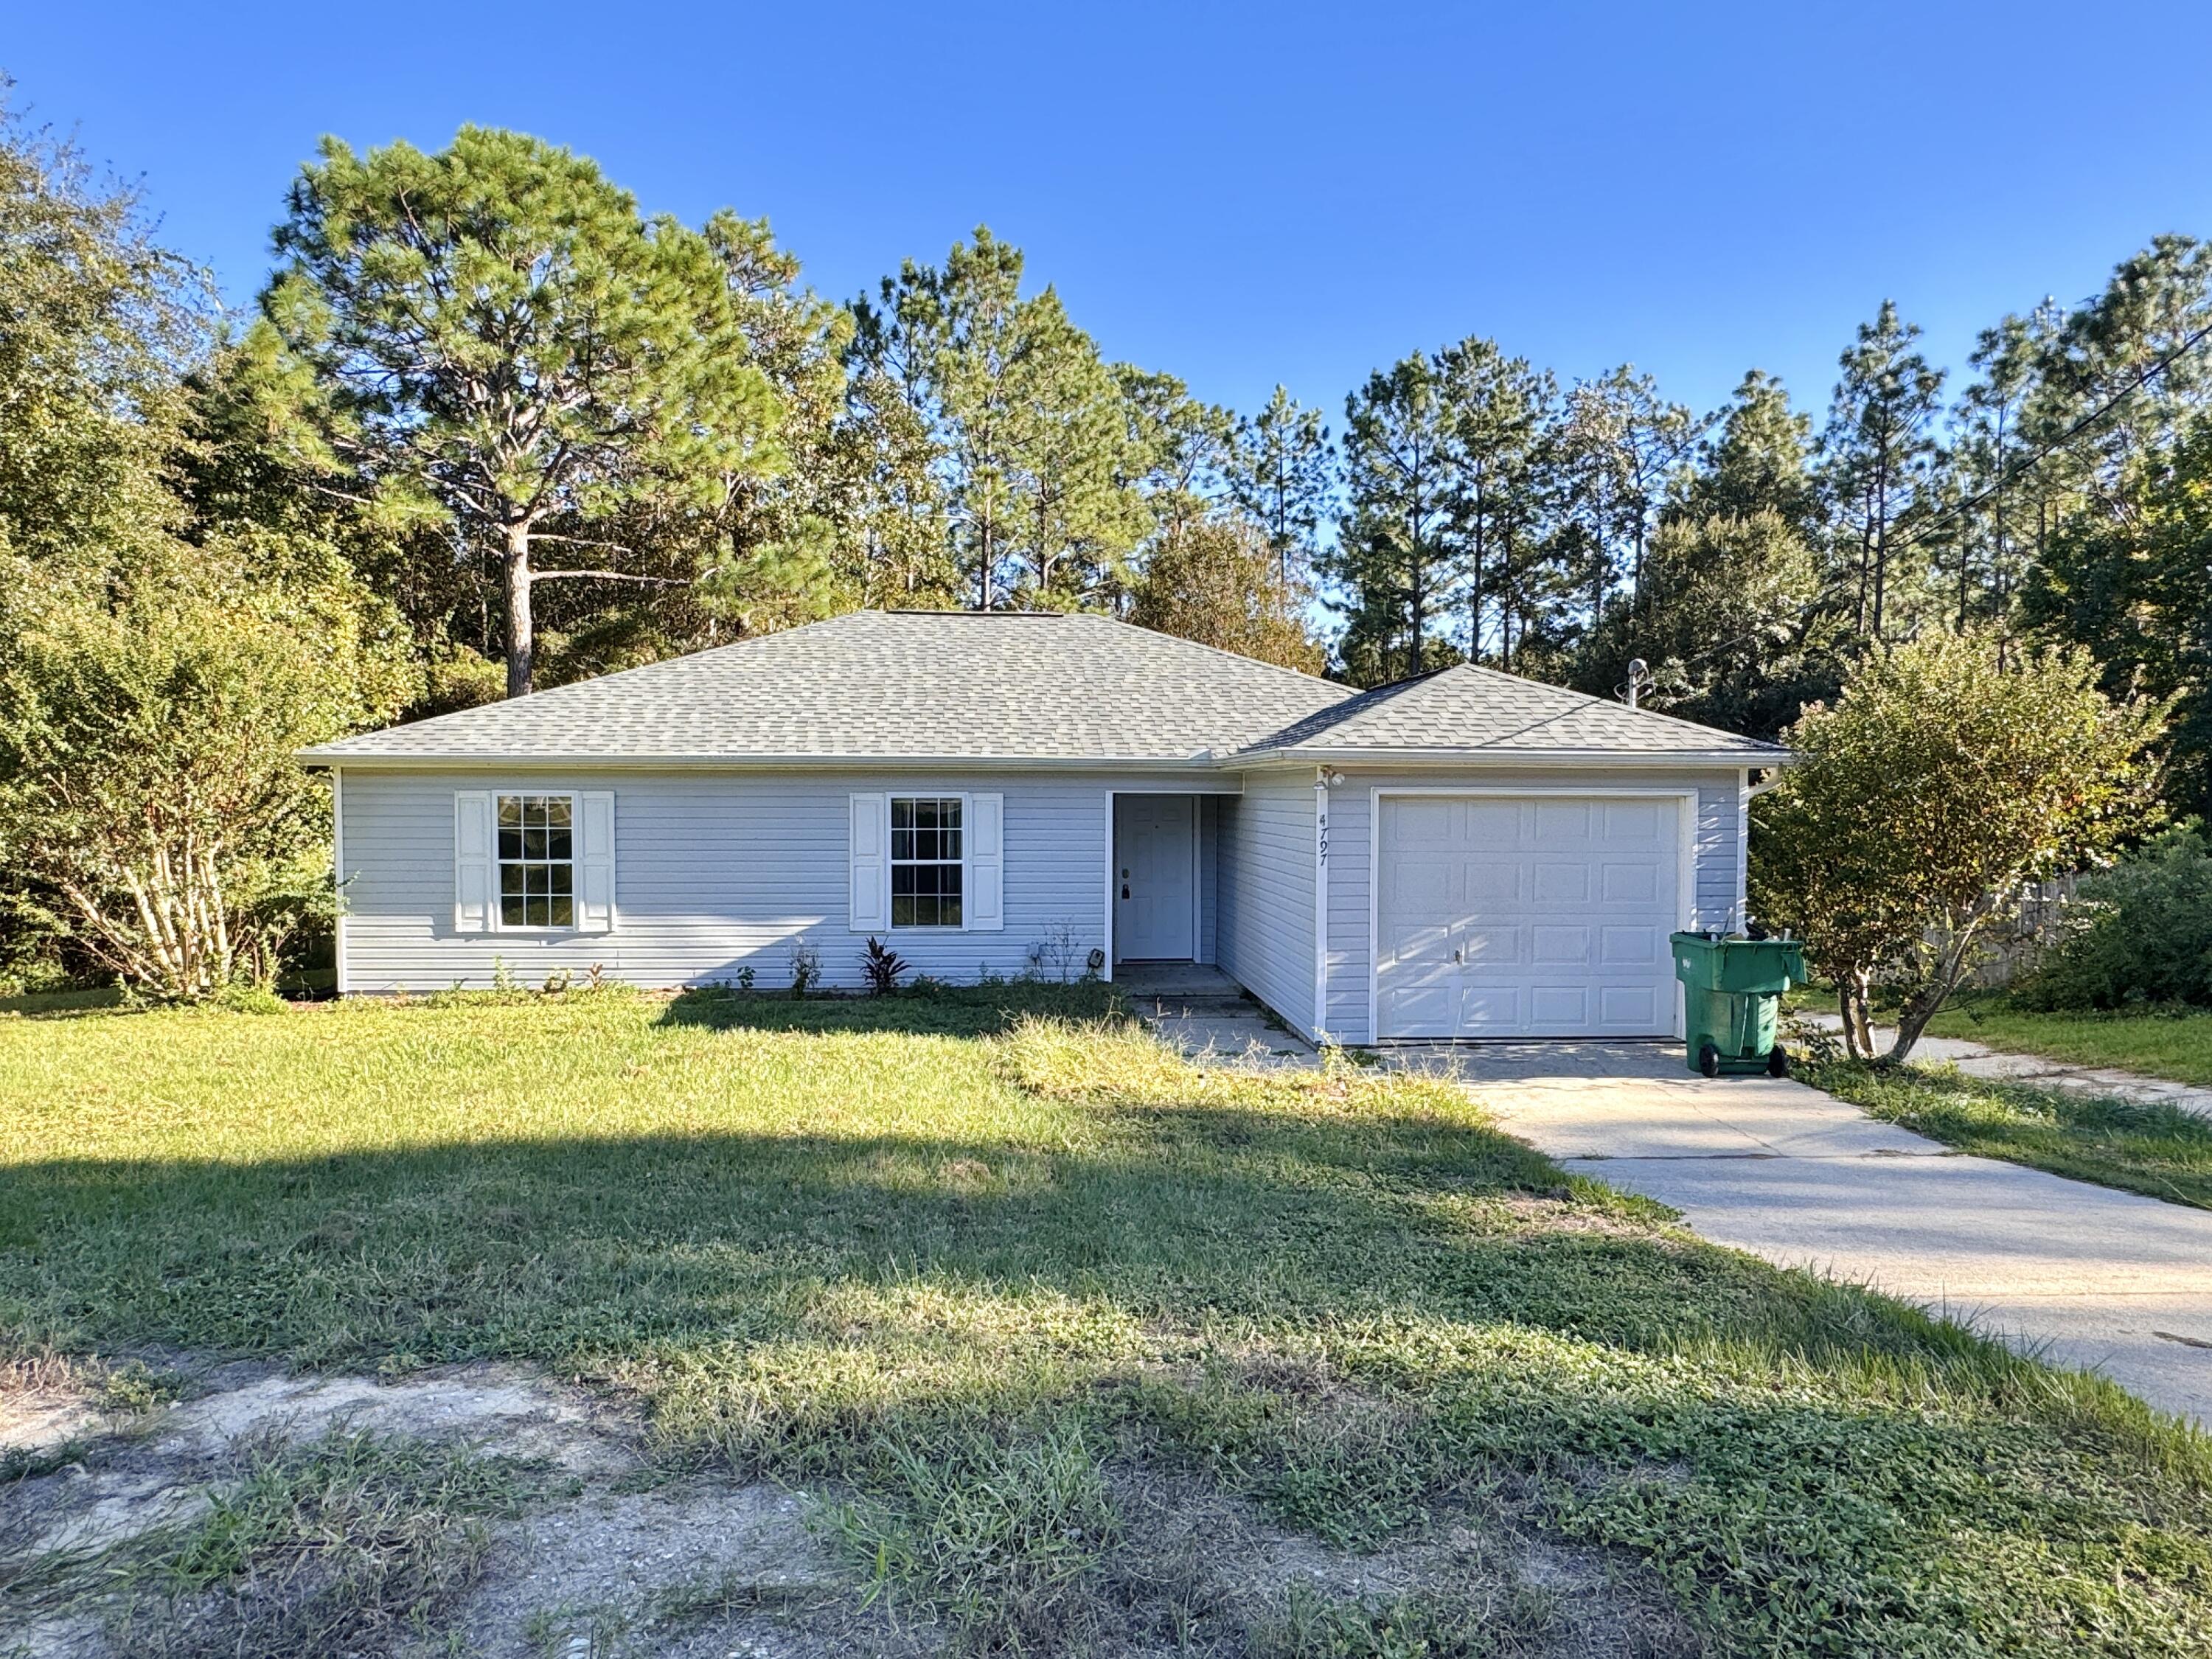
top-left (1440, 661), bottom-right (1778, 742)
top-left (1068, 612), bottom-right (1354, 696)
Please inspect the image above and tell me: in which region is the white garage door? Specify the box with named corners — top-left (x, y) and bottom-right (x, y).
top-left (1375, 793), bottom-right (1683, 1040)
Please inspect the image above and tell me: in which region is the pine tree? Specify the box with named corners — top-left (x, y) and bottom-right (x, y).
top-left (1225, 386), bottom-right (1334, 590)
top-left (1332, 354), bottom-right (1464, 682)
top-left (1818, 301), bottom-right (1946, 642)
top-left (1433, 338), bottom-right (1549, 667)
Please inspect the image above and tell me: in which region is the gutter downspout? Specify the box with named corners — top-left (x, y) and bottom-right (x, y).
top-left (1313, 768), bottom-right (1330, 1043)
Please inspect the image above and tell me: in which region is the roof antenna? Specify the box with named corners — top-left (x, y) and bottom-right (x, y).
top-left (1622, 658), bottom-right (1652, 710)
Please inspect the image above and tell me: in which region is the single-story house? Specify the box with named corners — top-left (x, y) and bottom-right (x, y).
top-left (299, 610), bottom-right (1785, 1043)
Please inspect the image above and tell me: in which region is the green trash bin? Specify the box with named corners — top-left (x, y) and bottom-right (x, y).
top-left (1669, 933), bottom-right (1806, 1078)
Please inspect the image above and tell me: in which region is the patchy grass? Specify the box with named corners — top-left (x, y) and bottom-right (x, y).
top-left (1925, 997), bottom-right (2212, 1088)
top-left (1806, 1056), bottom-right (2212, 1211)
top-left (24, 1427), bottom-right (545, 1659)
top-left (4, 984), bottom-right (2211, 1655)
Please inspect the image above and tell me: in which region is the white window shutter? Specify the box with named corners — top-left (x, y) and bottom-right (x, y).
top-left (577, 791), bottom-right (616, 933)
top-left (453, 791), bottom-right (495, 933)
top-left (968, 793), bottom-right (1004, 931)
top-left (849, 793), bottom-right (888, 931)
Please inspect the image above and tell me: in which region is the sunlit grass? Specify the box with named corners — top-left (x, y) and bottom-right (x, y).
top-left (4, 984), bottom-right (2210, 1655)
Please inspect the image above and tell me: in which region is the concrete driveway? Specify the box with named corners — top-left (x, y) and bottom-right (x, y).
top-left (1391, 1042), bottom-right (2212, 1425)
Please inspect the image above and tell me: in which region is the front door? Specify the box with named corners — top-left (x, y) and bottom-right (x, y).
top-left (1114, 795), bottom-right (1196, 961)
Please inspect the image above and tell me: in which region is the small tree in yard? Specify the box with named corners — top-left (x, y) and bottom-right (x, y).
top-left (1752, 629), bottom-right (2166, 1062)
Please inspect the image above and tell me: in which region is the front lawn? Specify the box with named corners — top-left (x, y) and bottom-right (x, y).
top-left (1924, 998), bottom-right (2212, 1088)
top-left (4, 986), bottom-right (2211, 1655)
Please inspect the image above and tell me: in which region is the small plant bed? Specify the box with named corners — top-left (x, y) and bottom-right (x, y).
top-left (1924, 996), bottom-right (2212, 1089)
top-left (1804, 1054), bottom-right (2212, 1211)
top-left (4, 986), bottom-right (2211, 1655)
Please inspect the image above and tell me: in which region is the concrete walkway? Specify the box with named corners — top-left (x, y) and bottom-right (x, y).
top-left (1809, 1013), bottom-right (2212, 1118)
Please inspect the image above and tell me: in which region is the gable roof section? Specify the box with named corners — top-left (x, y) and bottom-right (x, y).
top-left (1234, 664), bottom-right (1785, 762)
top-left (301, 610), bottom-right (1354, 765)
top-left (300, 611), bottom-right (1785, 768)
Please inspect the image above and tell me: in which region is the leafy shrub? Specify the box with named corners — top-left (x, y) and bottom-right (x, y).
top-left (790, 942), bottom-right (821, 998)
top-left (2018, 826), bottom-right (2212, 1009)
top-left (860, 936), bottom-right (909, 995)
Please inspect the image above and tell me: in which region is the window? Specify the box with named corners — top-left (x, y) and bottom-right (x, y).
top-left (498, 794), bottom-right (574, 928)
top-left (891, 796), bottom-right (963, 927)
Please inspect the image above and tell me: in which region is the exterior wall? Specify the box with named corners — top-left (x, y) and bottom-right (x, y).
top-left (1214, 769), bottom-right (1319, 1038)
top-left (336, 767), bottom-right (1225, 993)
top-left (1319, 766), bottom-right (1749, 1044)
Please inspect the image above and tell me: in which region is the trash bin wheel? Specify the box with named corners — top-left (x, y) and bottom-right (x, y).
top-left (1767, 1045), bottom-right (1790, 1079)
top-left (1697, 1041), bottom-right (1722, 1078)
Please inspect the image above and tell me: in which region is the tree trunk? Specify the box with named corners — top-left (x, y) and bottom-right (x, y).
top-left (504, 518), bottom-right (535, 699)
top-left (1837, 970), bottom-right (1877, 1062)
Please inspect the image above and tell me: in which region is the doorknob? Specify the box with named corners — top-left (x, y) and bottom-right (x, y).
top-left (1453, 947), bottom-right (1463, 964)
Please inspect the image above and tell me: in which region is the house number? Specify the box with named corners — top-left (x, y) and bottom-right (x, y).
top-left (1316, 812), bottom-right (1328, 864)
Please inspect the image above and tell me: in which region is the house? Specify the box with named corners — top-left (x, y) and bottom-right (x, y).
top-left (299, 610), bottom-right (1785, 1043)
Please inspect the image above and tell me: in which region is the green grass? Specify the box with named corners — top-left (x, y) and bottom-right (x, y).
top-left (4, 984), bottom-right (2211, 1654)
top-left (1924, 998), bottom-right (2212, 1088)
top-left (1806, 1057), bottom-right (2212, 1211)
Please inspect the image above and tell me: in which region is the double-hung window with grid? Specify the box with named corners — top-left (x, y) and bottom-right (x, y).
top-left (498, 794), bottom-right (574, 928)
top-left (890, 796), bottom-right (963, 928)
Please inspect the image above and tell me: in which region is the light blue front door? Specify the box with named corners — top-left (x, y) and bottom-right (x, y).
top-left (1115, 795), bottom-right (1195, 961)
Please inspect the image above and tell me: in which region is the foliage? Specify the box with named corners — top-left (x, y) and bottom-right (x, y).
top-left (0, 86), bottom-right (208, 588)
top-left (788, 940), bottom-right (821, 998)
top-left (1804, 1056), bottom-right (2212, 1210)
top-left (860, 935), bottom-right (909, 995)
top-left (0, 554), bottom-right (408, 998)
top-left (1128, 518), bottom-right (1325, 672)
top-left (1752, 629), bottom-right (2166, 1061)
top-left (2015, 826), bottom-right (2212, 1010)
top-left (262, 125), bottom-right (785, 697)
top-left (3, 991), bottom-right (2210, 1654)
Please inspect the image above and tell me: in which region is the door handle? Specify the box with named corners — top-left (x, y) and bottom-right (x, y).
top-left (1453, 947), bottom-right (1464, 964)
top-left (1121, 885), bottom-right (1130, 900)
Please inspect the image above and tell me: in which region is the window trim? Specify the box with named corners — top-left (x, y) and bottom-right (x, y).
top-left (494, 790), bottom-right (580, 933)
top-left (888, 793), bottom-right (968, 931)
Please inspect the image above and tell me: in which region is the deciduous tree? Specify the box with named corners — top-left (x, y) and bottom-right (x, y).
top-left (1751, 631), bottom-right (2164, 1062)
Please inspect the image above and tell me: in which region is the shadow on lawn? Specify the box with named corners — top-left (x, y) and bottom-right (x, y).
top-left (4, 1091), bottom-right (2035, 1394)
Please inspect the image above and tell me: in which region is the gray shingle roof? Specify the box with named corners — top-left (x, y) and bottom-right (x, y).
top-left (302, 611), bottom-right (1352, 764)
top-left (299, 611), bottom-right (1784, 767)
top-left (1237, 664), bottom-right (1785, 760)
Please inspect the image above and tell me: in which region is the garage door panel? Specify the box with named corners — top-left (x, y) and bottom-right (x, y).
top-left (1534, 801), bottom-right (1591, 844)
top-left (1531, 863), bottom-right (1592, 905)
top-left (1460, 925), bottom-right (1520, 970)
top-left (1531, 925), bottom-right (1589, 964)
top-left (1600, 925), bottom-right (1660, 965)
top-left (1388, 799), bottom-right (1456, 846)
top-left (1603, 801), bottom-right (1666, 843)
top-left (1600, 860), bottom-right (1660, 903)
top-left (1529, 986), bottom-right (1589, 1027)
top-left (1377, 794), bottom-right (1681, 1040)
top-left (1458, 986), bottom-right (1521, 1029)
top-left (1464, 860), bottom-right (1520, 905)
top-left (1601, 985), bottom-right (1662, 1027)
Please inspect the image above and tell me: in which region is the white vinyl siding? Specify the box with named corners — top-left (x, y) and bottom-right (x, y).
top-left (1213, 771), bottom-right (1318, 1040)
top-left (343, 770), bottom-right (1182, 992)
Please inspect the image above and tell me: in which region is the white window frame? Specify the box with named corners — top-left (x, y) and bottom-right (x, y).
top-left (495, 790), bottom-right (581, 933)
top-left (888, 793), bottom-right (968, 931)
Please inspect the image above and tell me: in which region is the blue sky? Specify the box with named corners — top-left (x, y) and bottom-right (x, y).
top-left (12, 1), bottom-right (2212, 428)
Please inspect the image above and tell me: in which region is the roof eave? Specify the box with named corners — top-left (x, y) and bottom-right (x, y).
top-left (1226, 745), bottom-right (1792, 769)
top-left (295, 748), bottom-right (1234, 772)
